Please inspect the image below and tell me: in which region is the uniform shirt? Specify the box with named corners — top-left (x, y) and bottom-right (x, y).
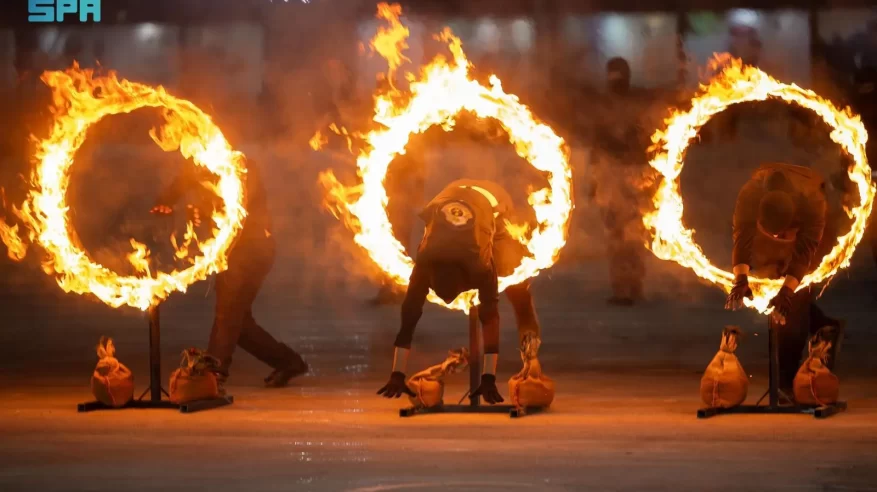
top-left (395, 180), bottom-right (514, 354)
top-left (732, 163), bottom-right (827, 281)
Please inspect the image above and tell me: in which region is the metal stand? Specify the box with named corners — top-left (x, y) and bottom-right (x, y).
top-left (399, 305), bottom-right (546, 419)
top-left (698, 323), bottom-right (846, 419)
top-left (78, 304), bottom-right (233, 414)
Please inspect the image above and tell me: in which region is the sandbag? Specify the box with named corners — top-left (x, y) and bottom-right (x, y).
top-left (169, 348), bottom-right (221, 404)
top-left (700, 326), bottom-right (748, 408)
top-left (509, 357), bottom-right (555, 408)
top-left (406, 348), bottom-right (469, 409)
top-left (91, 337), bottom-right (134, 408)
top-left (794, 334), bottom-right (840, 406)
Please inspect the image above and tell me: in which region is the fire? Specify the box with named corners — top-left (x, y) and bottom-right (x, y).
top-left (318, 4), bottom-right (573, 312)
top-left (0, 64), bottom-right (248, 311)
top-left (645, 55), bottom-right (874, 313)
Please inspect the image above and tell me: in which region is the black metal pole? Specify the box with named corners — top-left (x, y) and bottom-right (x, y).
top-left (468, 305), bottom-right (481, 407)
top-left (768, 322), bottom-right (779, 407)
top-left (148, 304), bottom-right (162, 402)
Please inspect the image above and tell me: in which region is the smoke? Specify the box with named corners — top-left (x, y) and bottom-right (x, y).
top-left (0, 5), bottom-right (872, 316)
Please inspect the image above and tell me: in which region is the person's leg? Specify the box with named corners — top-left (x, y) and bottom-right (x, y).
top-left (774, 287), bottom-right (812, 391)
top-left (493, 234), bottom-right (540, 345)
top-left (237, 308), bottom-right (309, 387)
top-left (207, 267), bottom-right (259, 383)
top-left (504, 281), bottom-right (540, 344)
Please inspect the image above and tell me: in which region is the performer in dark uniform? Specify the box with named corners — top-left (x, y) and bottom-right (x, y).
top-left (725, 163), bottom-right (843, 395)
top-left (152, 160), bottom-right (308, 392)
top-left (377, 180), bottom-right (540, 404)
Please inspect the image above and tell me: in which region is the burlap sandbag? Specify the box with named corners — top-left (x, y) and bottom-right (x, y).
top-left (509, 358), bottom-right (555, 408)
top-left (406, 348), bottom-right (468, 409)
top-left (91, 337), bottom-right (134, 408)
top-left (700, 326), bottom-right (748, 408)
top-left (794, 337), bottom-right (839, 406)
top-left (169, 348), bottom-right (221, 404)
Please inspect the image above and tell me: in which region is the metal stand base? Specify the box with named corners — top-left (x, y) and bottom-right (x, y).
top-left (400, 403), bottom-right (545, 418)
top-left (78, 396), bottom-right (234, 414)
top-left (399, 306), bottom-right (548, 419)
top-left (698, 322), bottom-right (846, 420)
top-left (78, 305), bottom-right (233, 414)
top-left (698, 400), bottom-right (846, 419)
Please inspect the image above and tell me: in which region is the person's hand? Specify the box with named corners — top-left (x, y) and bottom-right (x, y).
top-left (768, 286), bottom-right (795, 326)
top-left (186, 205), bottom-right (202, 228)
top-left (376, 371), bottom-right (414, 398)
top-left (150, 204), bottom-right (173, 215)
top-left (472, 374), bottom-right (504, 404)
top-left (725, 274), bottom-right (753, 310)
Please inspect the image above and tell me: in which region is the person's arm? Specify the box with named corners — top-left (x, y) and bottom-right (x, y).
top-left (732, 180), bottom-right (761, 272)
top-left (392, 261), bottom-right (431, 364)
top-left (786, 192), bottom-right (827, 283)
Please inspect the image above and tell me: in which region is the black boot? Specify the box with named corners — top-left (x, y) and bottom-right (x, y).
top-left (264, 348), bottom-right (309, 388)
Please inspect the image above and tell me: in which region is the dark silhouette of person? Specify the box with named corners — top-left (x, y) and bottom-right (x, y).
top-left (377, 179), bottom-right (540, 404)
top-left (152, 160), bottom-right (308, 392)
top-left (725, 163), bottom-right (843, 396)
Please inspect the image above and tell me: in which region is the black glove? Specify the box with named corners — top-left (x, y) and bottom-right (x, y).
top-left (725, 274), bottom-right (753, 310)
top-left (376, 371), bottom-right (414, 398)
top-left (768, 286), bottom-right (795, 325)
top-left (472, 374), bottom-right (504, 404)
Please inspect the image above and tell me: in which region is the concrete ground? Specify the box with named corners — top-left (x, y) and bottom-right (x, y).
top-left (2, 128), bottom-right (877, 490)
top-left (2, 253), bottom-right (877, 491)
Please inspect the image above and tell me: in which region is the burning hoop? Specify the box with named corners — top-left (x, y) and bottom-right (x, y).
top-left (645, 55), bottom-right (874, 313)
top-left (3, 65), bottom-right (248, 311)
top-left (319, 6), bottom-right (573, 312)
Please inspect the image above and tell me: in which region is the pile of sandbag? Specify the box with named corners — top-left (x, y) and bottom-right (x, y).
top-left (509, 335), bottom-right (555, 408)
top-left (169, 348), bottom-right (222, 404)
top-left (406, 348), bottom-right (469, 409)
top-left (794, 328), bottom-right (840, 406)
top-left (91, 337), bottom-right (135, 408)
top-left (700, 326), bottom-right (749, 409)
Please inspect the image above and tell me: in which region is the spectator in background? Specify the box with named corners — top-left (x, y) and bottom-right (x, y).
top-left (587, 57), bottom-right (656, 306)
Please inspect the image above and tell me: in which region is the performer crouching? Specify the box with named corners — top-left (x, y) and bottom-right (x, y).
top-left (377, 180), bottom-right (540, 404)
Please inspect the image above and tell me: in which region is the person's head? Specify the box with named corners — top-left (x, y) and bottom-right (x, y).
top-left (757, 171), bottom-right (796, 237)
top-left (428, 262), bottom-right (469, 303)
top-left (606, 57), bottom-right (631, 94)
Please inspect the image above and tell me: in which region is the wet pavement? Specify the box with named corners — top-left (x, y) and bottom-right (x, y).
top-left (2, 135), bottom-right (877, 490)
top-left (1, 256), bottom-right (877, 491)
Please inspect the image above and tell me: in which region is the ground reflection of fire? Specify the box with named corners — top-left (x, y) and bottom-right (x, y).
top-left (316, 3), bottom-right (573, 313)
top-left (645, 54), bottom-right (874, 314)
top-left (0, 65), bottom-right (248, 311)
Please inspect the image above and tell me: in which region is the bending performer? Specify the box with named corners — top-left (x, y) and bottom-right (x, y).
top-left (377, 179), bottom-right (541, 404)
top-left (725, 163), bottom-right (844, 396)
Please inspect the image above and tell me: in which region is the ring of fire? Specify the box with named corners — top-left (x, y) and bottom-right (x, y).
top-left (645, 56), bottom-right (874, 313)
top-left (321, 32), bottom-right (573, 313)
top-left (16, 66), bottom-right (247, 311)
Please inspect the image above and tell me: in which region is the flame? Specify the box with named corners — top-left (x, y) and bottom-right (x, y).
top-left (0, 219), bottom-right (27, 261)
top-left (170, 221), bottom-right (199, 262)
top-left (318, 4), bottom-right (573, 312)
top-left (309, 130), bottom-right (328, 150)
top-left (1, 64), bottom-right (248, 311)
top-left (645, 54), bottom-right (874, 313)
top-left (369, 2), bottom-right (410, 88)
top-left (127, 239), bottom-right (152, 277)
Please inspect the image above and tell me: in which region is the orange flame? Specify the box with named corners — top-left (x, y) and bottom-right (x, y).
top-left (645, 55), bottom-right (874, 313)
top-left (370, 2), bottom-right (410, 88)
top-left (1, 64), bottom-right (248, 311)
top-left (318, 4), bottom-right (573, 313)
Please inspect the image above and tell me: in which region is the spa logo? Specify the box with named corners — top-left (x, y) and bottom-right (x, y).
top-left (28, 0), bottom-right (101, 23)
